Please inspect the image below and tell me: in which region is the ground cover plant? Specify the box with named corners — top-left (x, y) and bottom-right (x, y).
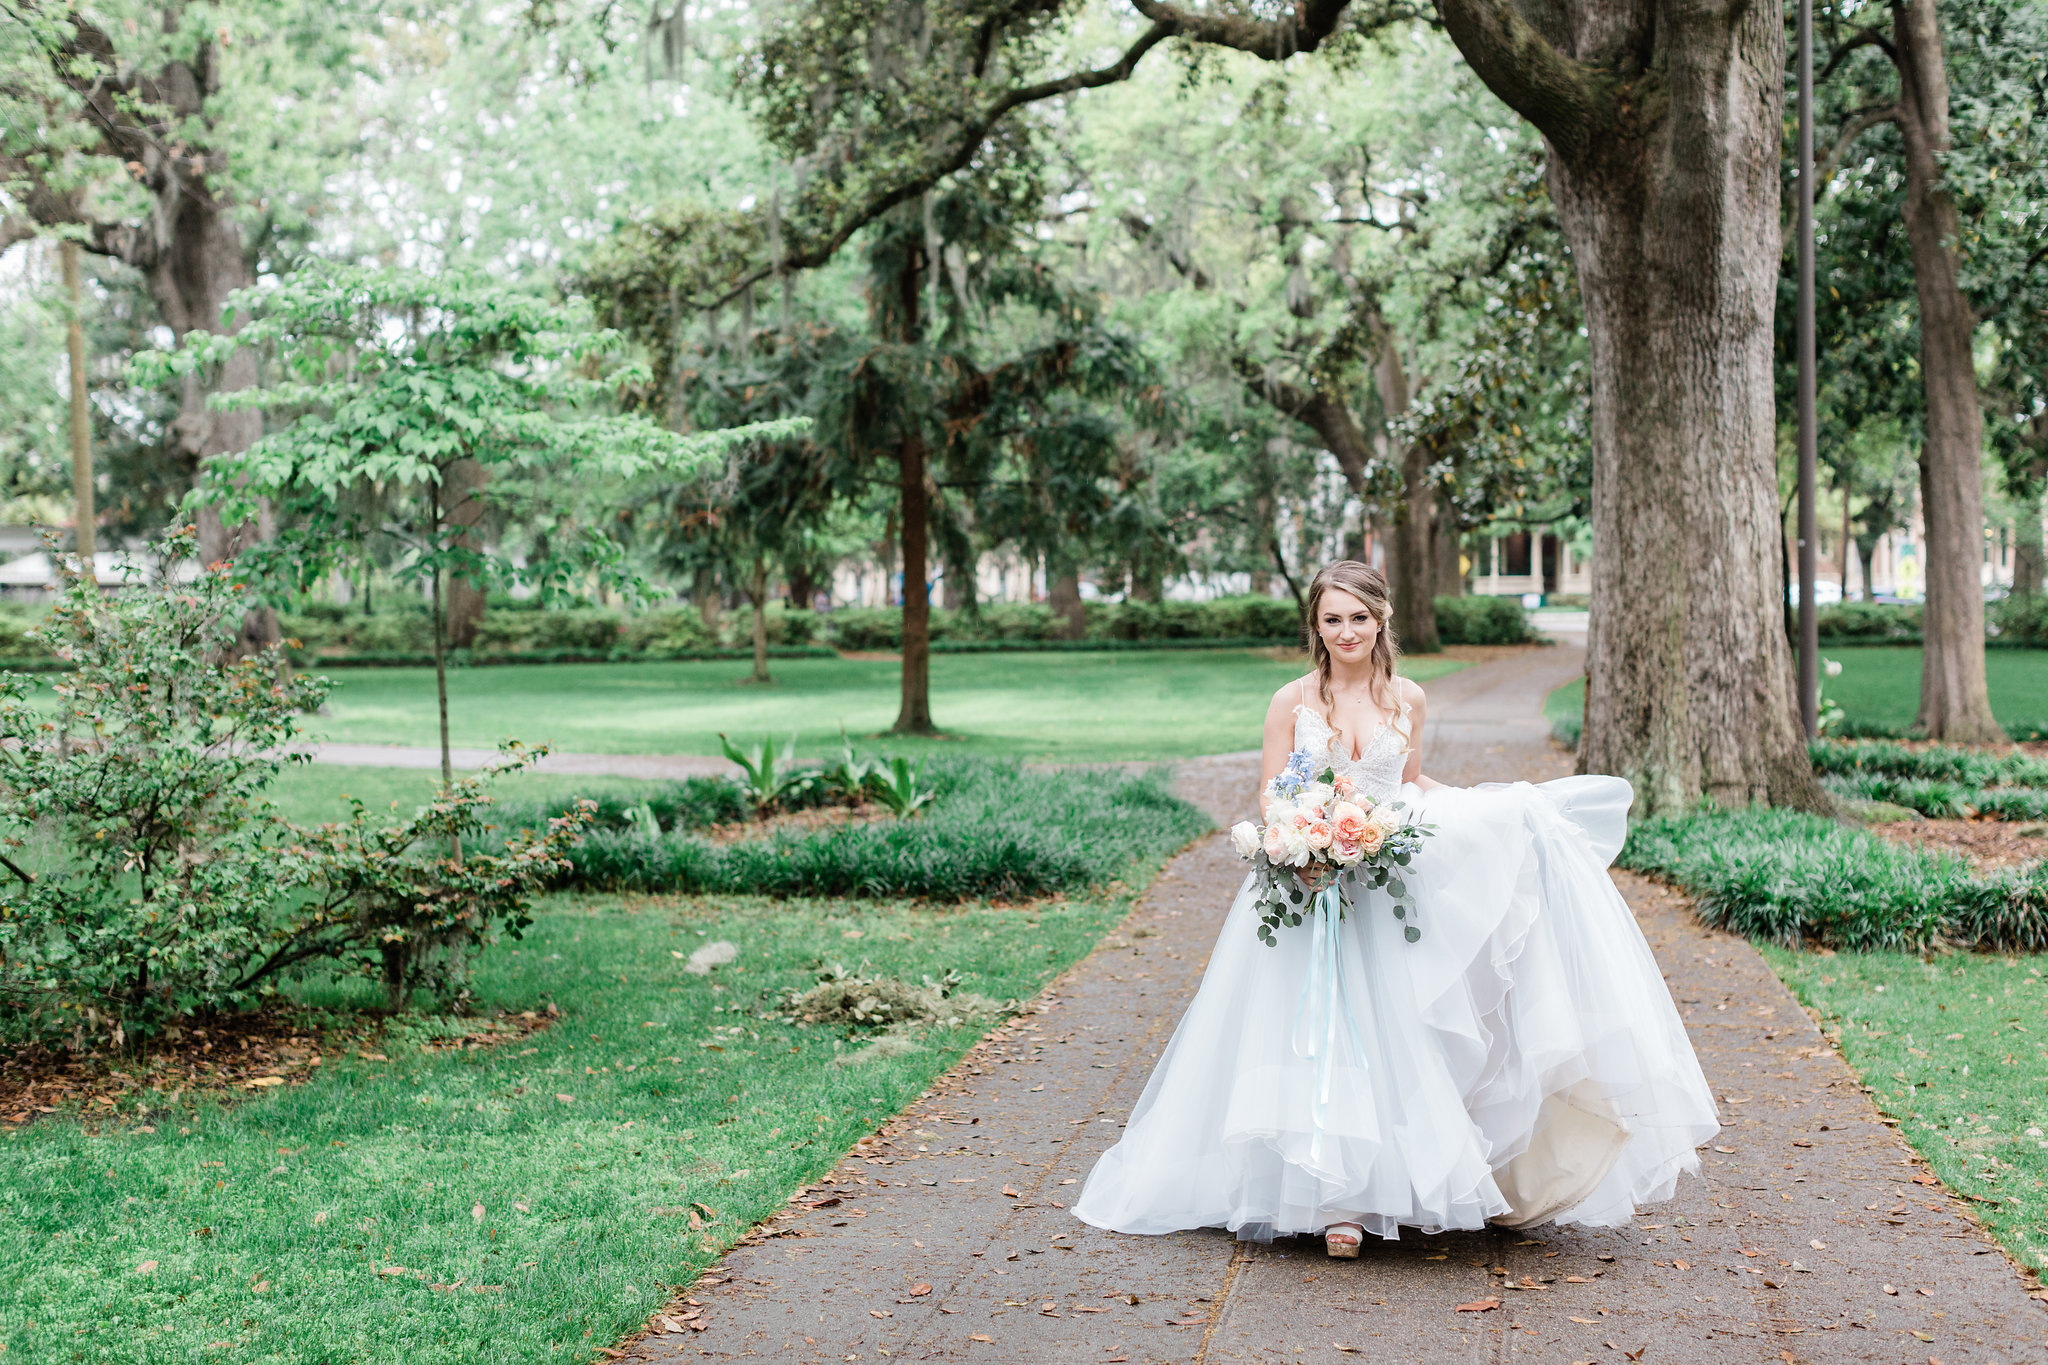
top-left (558, 758), bottom-right (1208, 900)
top-left (0, 883), bottom-right (1154, 1364)
top-left (1810, 740), bottom-right (2048, 821)
top-left (1618, 809), bottom-right (2048, 953)
top-left (1764, 946), bottom-right (2048, 1282)
top-left (304, 651), bottom-right (1469, 762)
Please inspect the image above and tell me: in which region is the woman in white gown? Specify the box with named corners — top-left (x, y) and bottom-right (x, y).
top-left (1072, 561), bottom-right (1719, 1257)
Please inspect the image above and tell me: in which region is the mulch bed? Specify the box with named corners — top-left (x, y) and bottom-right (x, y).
top-left (700, 803), bottom-right (893, 846)
top-left (1869, 817), bottom-right (2048, 874)
top-left (0, 1006), bottom-right (555, 1133)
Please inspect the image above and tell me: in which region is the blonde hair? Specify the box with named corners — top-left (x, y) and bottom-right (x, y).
top-left (1305, 560), bottom-right (1401, 751)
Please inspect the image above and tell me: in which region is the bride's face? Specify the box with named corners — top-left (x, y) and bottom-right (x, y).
top-left (1316, 587), bottom-right (1380, 665)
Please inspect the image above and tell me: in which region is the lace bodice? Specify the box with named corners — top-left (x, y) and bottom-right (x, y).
top-left (1292, 684), bottom-right (1411, 804)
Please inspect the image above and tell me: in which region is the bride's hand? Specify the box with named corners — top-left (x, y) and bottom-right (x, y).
top-left (1294, 863), bottom-right (1335, 894)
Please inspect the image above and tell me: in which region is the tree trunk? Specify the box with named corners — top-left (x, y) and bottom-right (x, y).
top-left (694, 565), bottom-right (721, 636)
top-left (1048, 567), bottom-right (1086, 640)
top-left (745, 556), bottom-right (773, 684)
top-left (1858, 536), bottom-right (1881, 604)
top-left (893, 429), bottom-right (934, 733)
top-left (1482, 0), bottom-right (1827, 812)
top-left (443, 458), bottom-right (488, 649)
top-left (2013, 495), bottom-right (2045, 602)
top-left (1435, 498), bottom-right (1464, 599)
top-left (1371, 319), bottom-right (1438, 651)
top-left (1892, 0), bottom-right (2003, 741)
top-left (1839, 485), bottom-right (1853, 601)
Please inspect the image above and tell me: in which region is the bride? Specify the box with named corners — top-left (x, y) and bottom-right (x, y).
top-left (1072, 560), bottom-right (1718, 1256)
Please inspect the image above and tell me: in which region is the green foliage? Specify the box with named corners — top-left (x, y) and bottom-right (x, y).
top-left (488, 777), bottom-right (749, 840)
top-left (0, 531), bottom-right (587, 1045)
top-left (561, 757), bottom-right (1207, 901)
top-left (822, 596), bottom-right (1302, 649)
top-left (1620, 807), bottom-right (2048, 953)
top-left (1432, 595), bottom-right (1538, 645)
top-left (1807, 739), bottom-right (2048, 789)
top-left (717, 732), bottom-right (819, 815)
top-left (866, 754), bottom-right (935, 818)
top-left (1818, 601), bottom-right (1923, 640)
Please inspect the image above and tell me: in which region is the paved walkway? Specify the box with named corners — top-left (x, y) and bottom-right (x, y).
top-left (640, 645), bottom-right (2044, 1362)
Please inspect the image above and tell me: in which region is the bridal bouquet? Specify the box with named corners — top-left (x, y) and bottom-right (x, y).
top-left (1229, 749), bottom-right (1434, 946)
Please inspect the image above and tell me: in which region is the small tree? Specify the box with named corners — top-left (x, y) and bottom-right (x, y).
top-left (137, 266), bottom-right (803, 784)
top-left (0, 529), bottom-right (591, 1047)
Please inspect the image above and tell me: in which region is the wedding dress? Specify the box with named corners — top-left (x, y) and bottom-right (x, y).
top-left (1072, 688), bottom-right (1719, 1242)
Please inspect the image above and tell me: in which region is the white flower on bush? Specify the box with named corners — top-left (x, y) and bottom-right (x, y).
top-left (1230, 821), bottom-right (1263, 859)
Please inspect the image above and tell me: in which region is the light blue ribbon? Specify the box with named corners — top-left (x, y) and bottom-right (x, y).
top-left (1290, 877), bottom-right (1369, 1164)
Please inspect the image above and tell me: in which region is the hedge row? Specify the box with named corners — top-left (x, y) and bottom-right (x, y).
top-left (1618, 807), bottom-right (2048, 953)
top-left (497, 756), bottom-right (1211, 902)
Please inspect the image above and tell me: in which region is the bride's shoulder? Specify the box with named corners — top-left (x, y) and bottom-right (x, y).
top-left (1266, 674), bottom-right (1315, 717)
top-left (1393, 673), bottom-right (1428, 709)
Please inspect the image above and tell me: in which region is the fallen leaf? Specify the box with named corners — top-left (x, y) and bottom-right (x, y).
top-left (471, 1203), bottom-right (485, 1222)
top-left (595, 1350), bottom-right (627, 1360)
top-left (1454, 1298), bottom-right (1500, 1313)
top-left (1625, 1350), bottom-right (1645, 1363)
top-left (1571, 1316), bottom-right (1597, 1324)
top-left (554, 1094), bottom-right (575, 1105)
top-left (1912, 1172), bottom-right (1940, 1186)
top-left (1166, 1315), bottom-right (1207, 1326)
top-left (1335, 1345), bottom-right (1365, 1354)
top-left (135, 1260), bottom-right (157, 1274)
top-left (1713, 1145), bottom-right (1735, 1153)
top-left (1030, 1084), bottom-right (1044, 1092)
top-left (806, 1196), bottom-right (842, 1209)
top-left (246, 1076), bottom-right (285, 1088)
top-left (908, 1283), bottom-right (931, 1296)
top-left (871, 1309), bottom-right (892, 1318)
top-left (1884, 1284), bottom-right (1898, 1295)
top-left (1911, 1331), bottom-right (1935, 1343)
top-left (1792, 1139), bottom-right (1813, 1147)
top-left (1072, 1305), bottom-right (1106, 1313)
top-left (1002, 1185), bottom-right (1022, 1198)
top-left (379, 1266), bottom-right (408, 1276)
top-left (1809, 1238), bottom-right (1826, 1250)
top-left (1564, 1275), bottom-right (1598, 1284)
top-left (968, 1334), bottom-right (993, 1343)
top-left (1740, 1248), bottom-right (1761, 1258)
top-left (313, 1211), bottom-right (329, 1226)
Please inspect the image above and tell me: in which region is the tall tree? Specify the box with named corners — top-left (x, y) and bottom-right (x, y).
top-left (689, 0), bottom-right (1826, 810)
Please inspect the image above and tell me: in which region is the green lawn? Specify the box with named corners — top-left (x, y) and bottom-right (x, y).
top-left (1764, 946), bottom-right (2048, 1277)
top-left (301, 651), bottom-right (1468, 763)
top-left (0, 884), bottom-right (1156, 1364)
top-left (265, 765), bottom-right (673, 829)
top-left (1544, 647), bottom-right (2048, 740)
top-left (1821, 646), bottom-right (2048, 734)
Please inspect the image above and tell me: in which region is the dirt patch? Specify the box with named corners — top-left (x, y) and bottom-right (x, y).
top-left (1870, 818), bottom-right (2048, 874)
top-left (700, 803), bottom-right (894, 845)
top-left (1437, 642), bottom-right (1557, 665)
top-left (0, 1007), bottom-right (556, 1132)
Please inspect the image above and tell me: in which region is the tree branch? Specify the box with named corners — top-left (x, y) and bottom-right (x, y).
top-left (1431, 0), bottom-right (1598, 162)
top-left (1783, 104), bottom-right (1897, 235)
top-left (1817, 25), bottom-right (1895, 84)
top-left (1126, 0), bottom-right (1352, 58)
top-left (700, 21), bottom-right (1178, 310)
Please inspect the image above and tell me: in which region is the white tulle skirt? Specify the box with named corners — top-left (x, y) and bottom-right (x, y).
top-left (1072, 776), bottom-right (1719, 1242)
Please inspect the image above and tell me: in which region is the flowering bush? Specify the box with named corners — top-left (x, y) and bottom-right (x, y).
top-left (1230, 750), bottom-right (1435, 946)
top-left (0, 530), bottom-right (588, 1048)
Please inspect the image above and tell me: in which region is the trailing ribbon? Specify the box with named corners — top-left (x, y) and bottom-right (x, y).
top-left (1290, 877), bottom-right (1369, 1164)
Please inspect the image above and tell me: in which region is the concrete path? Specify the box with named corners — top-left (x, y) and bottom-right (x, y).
top-left (631, 645), bottom-right (2046, 1363)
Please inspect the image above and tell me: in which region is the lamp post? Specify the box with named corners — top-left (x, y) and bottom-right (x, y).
top-left (1796, 0), bottom-right (1819, 738)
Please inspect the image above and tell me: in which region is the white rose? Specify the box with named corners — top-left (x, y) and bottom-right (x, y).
top-left (1278, 823), bottom-right (1313, 867)
top-left (1230, 821), bottom-right (1263, 859)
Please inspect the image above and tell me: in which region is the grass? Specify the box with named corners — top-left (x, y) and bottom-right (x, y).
top-left (0, 882), bottom-right (1160, 1364)
top-left (1763, 945), bottom-right (2048, 1280)
top-left (299, 651), bottom-right (1468, 763)
top-left (1546, 675), bottom-right (1584, 749)
top-left (1542, 648), bottom-right (2048, 743)
top-left (264, 765), bottom-right (676, 829)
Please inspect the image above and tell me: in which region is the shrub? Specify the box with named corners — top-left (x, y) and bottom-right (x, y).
top-left (617, 608), bottom-right (718, 655)
top-left (819, 596), bottom-right (1303, 650)
top-left (1817, 601), bottom-right (1921, 640)
top-left (490, 775), bottom-right (748, 836)
top-left (0, 535), bottom-right (585, 1046)
top-left (1991, 593), bottom-right (2048, 645)
top-left (1434, 595), bottom-right (1538, 645)
top-left (1807, 739), bottom-right (2048, 788)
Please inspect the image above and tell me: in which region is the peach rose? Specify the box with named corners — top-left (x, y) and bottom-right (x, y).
top-left (1304, 819), bottom-right (1334, 851)
top-left (1330, 801), bottom-right (1369, 846)
top-left (1355, 822), bottom-right (1387, 856)
top-left (1331, 839), bottom-right (1364, 866)
top-left (1263, 822), bottom-right (1292, 863)
top-left (1332, 773), bottom-right (1356, 799)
